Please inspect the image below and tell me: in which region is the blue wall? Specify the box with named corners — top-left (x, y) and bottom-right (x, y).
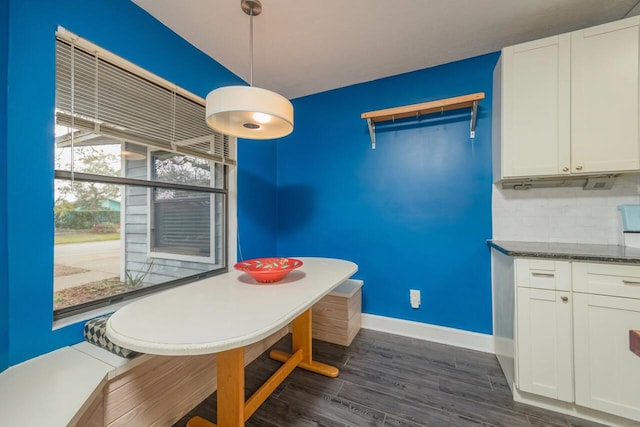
top-left (278, 53), bottom-right (499, 334)
top-left (4, 0), bottom-right (277, 366)
top-left (0, 0), bottom-right (9, 372)
top-left (237, 139), bottom-right (278, 260)
top-left (3, 0), bottom-right (496, 367)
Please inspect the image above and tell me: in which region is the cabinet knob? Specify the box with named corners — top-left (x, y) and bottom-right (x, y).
top-left (575, 165), bottom-right (583, 171)
top-left (561, 296), bottom-right (569, 302)
top-left (562, 167), bottom-right (569, 172)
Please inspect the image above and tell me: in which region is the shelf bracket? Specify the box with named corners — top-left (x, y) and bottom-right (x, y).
top-left (366, 118), bottom-right (376, 150)
top-left (469, 100), bottom-right (479, 139)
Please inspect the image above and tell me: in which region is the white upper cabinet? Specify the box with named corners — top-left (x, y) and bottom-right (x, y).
top-left (571, 18), bottom-right (640, 173)
top-left (494, 16), bottom-right (640, 180)
top-left (499, 35), bottom-right (571, 178)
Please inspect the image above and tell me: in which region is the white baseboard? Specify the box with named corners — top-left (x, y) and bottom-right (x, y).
top-left (361, 313), bottom-right (494, 354)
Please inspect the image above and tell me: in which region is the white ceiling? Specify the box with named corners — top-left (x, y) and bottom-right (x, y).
top-left (132, 0), bottom-right (640, 100)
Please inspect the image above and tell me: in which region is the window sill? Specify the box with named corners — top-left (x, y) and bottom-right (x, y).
top-left (52, 295), bottom-right (147, 331)
top-left (149, 249), bottom-right (217, 264)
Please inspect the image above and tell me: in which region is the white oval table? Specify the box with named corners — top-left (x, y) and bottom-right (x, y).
top-left (106, 257), bottom-right (358, 427)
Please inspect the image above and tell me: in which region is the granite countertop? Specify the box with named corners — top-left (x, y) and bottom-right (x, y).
top-left (488, 240), bottom-right (640, 264)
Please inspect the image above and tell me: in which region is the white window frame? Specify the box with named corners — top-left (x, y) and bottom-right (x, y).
top-left (146, 147), bottom-right (218, 264)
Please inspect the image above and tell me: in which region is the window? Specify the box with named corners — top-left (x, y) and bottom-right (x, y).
top-left (53, 28), bottom-right (236, 319)
top-left (149, 151), bottom-right (224, 262)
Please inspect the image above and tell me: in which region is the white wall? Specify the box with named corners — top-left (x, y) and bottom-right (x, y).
top-left (492, 174), bottom-right (640, 244)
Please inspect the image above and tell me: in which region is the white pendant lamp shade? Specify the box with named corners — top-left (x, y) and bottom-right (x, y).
top-left (205, 0), bottom-right (293, 140)
top-left (206, 85), bottom-right (293, 139)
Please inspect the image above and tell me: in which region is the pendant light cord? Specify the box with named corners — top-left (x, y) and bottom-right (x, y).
top-left (249, 7), bottom-right (254, 87)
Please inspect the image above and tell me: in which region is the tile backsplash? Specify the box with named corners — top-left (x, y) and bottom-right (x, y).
top-left (492, 174), bottom-right (640, 245)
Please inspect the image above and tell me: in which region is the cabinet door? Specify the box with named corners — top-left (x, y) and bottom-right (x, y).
top-left (571, 17), bottom-right (640, 173)
top-left (501, 34), bottom-right (571, 178)
top-left (516, 288), bottom-right (573, 402)
top-left (574, 293), bottom-right (640, 421)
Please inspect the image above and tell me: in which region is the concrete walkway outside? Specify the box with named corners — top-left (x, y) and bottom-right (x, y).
top-left (54, 240), bottom-right (121, 291)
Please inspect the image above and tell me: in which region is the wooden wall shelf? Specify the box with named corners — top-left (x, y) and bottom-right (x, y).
top-left (361, 92), bottom-right (485, 149)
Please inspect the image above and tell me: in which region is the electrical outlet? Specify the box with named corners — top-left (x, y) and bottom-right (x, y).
top-left (409, 289), bottom-right (421, 309)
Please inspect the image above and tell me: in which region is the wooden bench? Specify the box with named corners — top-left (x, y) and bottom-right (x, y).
top-left (0, 345), bottom-right (113, 426)
top-left (0, 327), bottom-right (289, 427)
top-left (313, 279), bottom-right (363, 346)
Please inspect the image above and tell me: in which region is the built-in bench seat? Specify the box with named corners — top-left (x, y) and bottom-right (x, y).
top-left (0, 343), bottom-right (124, 426)
top-left (0, 328), bottom-right (289, 426)
top-left (313, 279), bottom-right (363, 346)
top-left (0, 279), bottom-right (364, 426)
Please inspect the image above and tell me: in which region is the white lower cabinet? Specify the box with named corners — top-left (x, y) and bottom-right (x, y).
top-left (517, 287), bottom-right (573, 401)
top-left (515, 259), bottom-right (573, 402)
top-left (573, 292), bottom-right (640, 421)
top-left (512, 258), bottom-right (640, 424)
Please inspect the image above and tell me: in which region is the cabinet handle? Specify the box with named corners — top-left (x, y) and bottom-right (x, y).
top-left (561, 296), bottom-right (569, 302)
top-left (531, 272), bottom-right (555, 278)
top-left (562, 167), bottom-right (569, 172)
top-left (631, 330), bottom-right (640, 358)
top-left (622, 280), bottom-right (640, 286)
top-left (575, 165), bottom-right (583, 170)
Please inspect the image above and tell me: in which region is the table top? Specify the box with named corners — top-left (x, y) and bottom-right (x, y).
top-left (106, 257), bottom-right (358, 356)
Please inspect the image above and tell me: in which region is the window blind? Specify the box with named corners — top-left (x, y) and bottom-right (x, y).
top-left (152, 196), bottom-right (212, 257)
top-left (55, 34), bottom-right (235, 166)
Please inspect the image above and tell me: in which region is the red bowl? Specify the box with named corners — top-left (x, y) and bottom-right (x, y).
top-left (234, 258), bottom-right (303, 283)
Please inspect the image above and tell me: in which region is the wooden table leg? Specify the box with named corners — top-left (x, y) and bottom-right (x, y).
top-left (188, 309), bottom-right (339, 427)
top-left (217, 347), bottom-right (245, 426)
top-left (187, 416), bottom-right (217, 427)
top-left (270, 308), bottom-right (339, 378)
top-left (187, 347), bottom-right (245, 427)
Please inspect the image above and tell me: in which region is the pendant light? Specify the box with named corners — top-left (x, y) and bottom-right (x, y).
top-left (205, 0), bottom-right (293, 139)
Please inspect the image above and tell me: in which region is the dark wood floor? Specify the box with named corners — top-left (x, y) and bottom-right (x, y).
top-left (174, 329), bottom-right (607, 427)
